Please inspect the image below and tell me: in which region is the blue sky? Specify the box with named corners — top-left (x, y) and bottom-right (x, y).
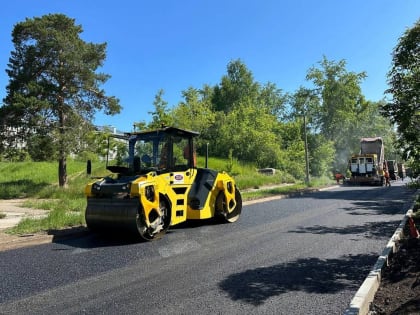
top-left (1, 1), bottom-right (419, 131)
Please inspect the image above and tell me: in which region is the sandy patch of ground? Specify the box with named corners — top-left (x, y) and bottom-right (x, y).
top-left (0, 199), bottom-right (52, 250)
top-left (0, 199), bottom-right (48, 230)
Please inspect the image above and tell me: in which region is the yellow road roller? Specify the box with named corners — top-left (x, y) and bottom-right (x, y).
top-left (84, 126), bottom-right (242, 241)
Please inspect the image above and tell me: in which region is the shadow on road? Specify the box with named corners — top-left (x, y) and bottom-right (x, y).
top-left (219, 253), bottom-right (377, 306)
top-left (288, 219), bottom-right (401, 239)
top-left (341, 199), bottom-right (409, 216)
top-left (50, 228), bottom-right (142, 249)
top-left (50, 219), bottom-right (224, 249)
top-left (295, 183), bottom-right (415, 203)
top-left (286, 184), bottom-right (417, 218)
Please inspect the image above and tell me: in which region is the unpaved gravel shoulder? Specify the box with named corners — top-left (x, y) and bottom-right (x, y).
top-left (369, 223), bottom-right (420, 314)
top-left (0, 199), bottom-right (49, 229)
top-left (0, 199), bottom-right (51, 251)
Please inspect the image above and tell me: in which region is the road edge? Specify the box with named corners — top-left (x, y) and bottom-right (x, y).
top-left (0, 227), bottom-right (90, 251)
top-left (343, 191), bottom-right (420, 315)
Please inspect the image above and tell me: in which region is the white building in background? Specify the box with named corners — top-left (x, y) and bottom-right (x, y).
top-left (1, 124), bottom-right (124, 159)
top-left (1, 126), bottom-right (27, 149)
top-left (95, 125), bottom-right (124, 136)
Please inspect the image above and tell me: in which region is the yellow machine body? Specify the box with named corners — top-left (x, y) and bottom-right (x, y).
top-left (84, 127), bottom-right (241, 241)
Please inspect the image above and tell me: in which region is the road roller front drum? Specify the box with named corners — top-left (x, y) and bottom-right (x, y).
top-left (136, 198), bottom-right (171, 241)
top-left (215, 187), bottom-right (242, 223)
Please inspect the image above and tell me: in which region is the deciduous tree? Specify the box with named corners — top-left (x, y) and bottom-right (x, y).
top-left (382, 19), bottom-right (420, 159)
top-left (306, 57), bottom-right (368, 169)
top-left (0, 14), bottom-right (121, 186)
top-left (148, 89), bottom-right (173, 128)
top-left (171, 87), bottom-right (215, 152)
top-left (212, 59), bottom-right (260, 113)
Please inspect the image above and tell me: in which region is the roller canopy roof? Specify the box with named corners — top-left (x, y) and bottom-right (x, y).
top-left (360, 137), bottom-right (383, 142)
top-left (126, 126), bottom-right (199, 138)
top-left (108, 126), bottom-right (200, 141)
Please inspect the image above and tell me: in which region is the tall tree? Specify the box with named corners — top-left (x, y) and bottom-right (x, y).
top-left (288, 86), bottom-right (319, 129)
top-left (306, 56), bottom-right (368, 169)
top-left (258, 82), bottom-right (288, 120)
top-left (382, 19), bottom-right (420, 159)
top-left (0, 14), bottom-right (121, 186)
top-left (289, 87), bottom-right (336, 177)
top-left (148, 89), bottom-right (173, 129)
top-left (306, 56), bottom-right (367, 140)
top-left (215, 98), bottom-right (281, 167)
top-left (172, 87), bottom-right (215, 132)
top-left (212, 59), bottom-right (260, 113)
top-left (171, 87), bottom-right (215, 152)
top-left (276, 120), bottom-right (306, 179)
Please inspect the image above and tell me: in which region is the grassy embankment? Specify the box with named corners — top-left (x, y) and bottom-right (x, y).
top-left (0, 158), bottom-right (334, 235)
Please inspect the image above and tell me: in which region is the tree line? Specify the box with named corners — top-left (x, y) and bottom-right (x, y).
top-left (0, 14), bottom-right (418, 186)
top-left (141, 57), bottom-right (397, 178)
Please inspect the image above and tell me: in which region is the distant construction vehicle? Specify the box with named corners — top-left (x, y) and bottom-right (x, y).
top-left (346, 137), bottom-right (386, 186)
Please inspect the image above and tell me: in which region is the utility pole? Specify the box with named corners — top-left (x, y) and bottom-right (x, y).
top-left (303, 113), bottom-right (310, 186)
top-left (205, 143), bottom-right (209, 168)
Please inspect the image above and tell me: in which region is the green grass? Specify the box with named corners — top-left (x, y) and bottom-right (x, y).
top-left (1, 159), bottom-right (335, 235)
top-left (0, 161), bottom-right (88, 199)
top-left (197, 156), bottom-right (297, 189)
top-left (7, 209), bottom-right (84, 235)
top-left (0, 160), bottom-right (103, 234)
top-left (241, 183), bottom-right (307, 200)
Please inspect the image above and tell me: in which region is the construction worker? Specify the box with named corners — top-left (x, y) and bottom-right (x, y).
top-left (335, 172), bottom-right (342, 184)
top-left (384, 169), bottom-right (391, 187)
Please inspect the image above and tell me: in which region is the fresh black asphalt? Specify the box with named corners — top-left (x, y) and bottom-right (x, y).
top-left (0, 181), bottom-right (417, 314)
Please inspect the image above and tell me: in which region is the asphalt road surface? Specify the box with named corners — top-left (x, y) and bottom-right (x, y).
top-left (0, 181), bottom-right (417, 315)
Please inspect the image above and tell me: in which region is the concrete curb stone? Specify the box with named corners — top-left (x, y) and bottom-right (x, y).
top-left (343, 191), bottom-right (420, 315)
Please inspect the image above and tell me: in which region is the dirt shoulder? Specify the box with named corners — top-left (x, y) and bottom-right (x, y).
top-left (0, 199), bottom-right (54, 251)
top-left (370, 238), bottom-right (420, 314)
top-left (0, 199), bottom-right (48, 229)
